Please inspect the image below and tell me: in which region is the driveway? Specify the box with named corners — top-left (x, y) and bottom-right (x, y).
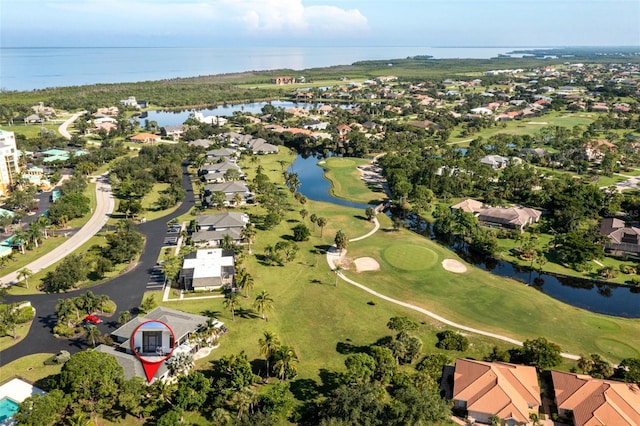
top-left (0, 165), bottom-right (195, 365)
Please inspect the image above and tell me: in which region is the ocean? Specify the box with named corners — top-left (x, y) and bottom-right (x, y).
top-left (0, 46), bottom-right (541, 92)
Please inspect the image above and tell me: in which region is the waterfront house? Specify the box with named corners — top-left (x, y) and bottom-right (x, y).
top-left (451, 199), bottom-right (542, 233)
top-left (599, 217), bottom-right (640, 256)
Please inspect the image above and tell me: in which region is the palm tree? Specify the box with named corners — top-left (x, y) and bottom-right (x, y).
top-left (12, 229), bottom-right (27, 254)
top-left (223, 292), bottom-right (241, 321)
top-left (220, 234), bottom-right (234, 251)
top-left (236, 268), bottom-right (255, 298)
top-left (240, 223), bottom-right (256, 254)
top-left (316, 216), bottom-right (327, 237)
top-left (258, 331), bottom-right (281, 377)
top-left (233, 192), bottom-right (243, 206)
top-left (56, 298), bottom-right (77, 327)
top-left (27, 222), bottom-right (42, 248)
top-left (299, 209), bottom-right (308, 222)
top-left (17, 267), bottom-right (32, 289)
top-left (253, 290), bottom-right (274, 321)
top-left (36, 216), bottom-right (50, 239)
top-left (210, 408), bottom-right (231, 426)
top-left (233, 388), bottom-right (257, 419)
top-left (84, 325), bottom-right (101, 347)
top-left (166, 351), bottom-right (194, 376)
top-left (273, 345), bottom-right (299, 380)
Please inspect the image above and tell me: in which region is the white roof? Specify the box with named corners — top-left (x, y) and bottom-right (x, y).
top-left (183, 249), bottom-right (234, 279)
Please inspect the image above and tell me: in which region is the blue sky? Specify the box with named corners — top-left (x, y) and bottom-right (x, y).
top-left (1, 0), bottom-right (638, 47)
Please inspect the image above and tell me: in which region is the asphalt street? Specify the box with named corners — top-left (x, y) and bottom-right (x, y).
top-left (0, 165), bottom-right (195, 365)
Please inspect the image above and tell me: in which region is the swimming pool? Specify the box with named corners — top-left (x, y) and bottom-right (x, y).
top-left (0, 397), bottom-right (19, 422)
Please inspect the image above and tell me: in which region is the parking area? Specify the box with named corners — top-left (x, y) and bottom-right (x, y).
top-left (163, 223), bottom-right (183, 246)
top-left (146, 264), bottom-right (165, 291)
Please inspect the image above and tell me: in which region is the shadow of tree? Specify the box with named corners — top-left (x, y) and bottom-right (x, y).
top-left (290, 378), bottom-right (320, 401)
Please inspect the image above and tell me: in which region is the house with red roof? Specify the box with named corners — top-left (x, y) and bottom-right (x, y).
top-left (453, 359), bottom-right (541, 425)
top-left (130, 132), bottom-right (161, 144)
top-left (551, 370), bottom-right (640, 426)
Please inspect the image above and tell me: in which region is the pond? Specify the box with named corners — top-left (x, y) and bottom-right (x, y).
top-left (137, 100), bottom-right (314, 127)
top-left (291, 154), bottom-right (640, 318)
top-left (288, 155), bottom-right (373, 210)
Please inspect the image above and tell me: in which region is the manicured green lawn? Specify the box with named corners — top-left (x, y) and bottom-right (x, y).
top-left (0, 320), bottom-right (32, 351)
top-left (320, 156), bottom-right (387, 205)
top-left (342, 216), bottom-right (640, 362)
top-left (0, 353), bottom-right (61, 384)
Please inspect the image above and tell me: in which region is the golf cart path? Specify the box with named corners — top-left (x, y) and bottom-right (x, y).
top-left (325, 217), bottom-right (581, 361)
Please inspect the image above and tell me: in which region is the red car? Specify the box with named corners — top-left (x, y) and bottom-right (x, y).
top-left (84, 314), bottom-right (102, 324)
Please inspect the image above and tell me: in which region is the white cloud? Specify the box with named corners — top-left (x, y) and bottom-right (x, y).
top-left (38, 0), bottom-right (368, 37)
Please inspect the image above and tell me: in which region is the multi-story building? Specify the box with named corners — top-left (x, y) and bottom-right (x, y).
top-left (0, 130), bottom-right (20, 196)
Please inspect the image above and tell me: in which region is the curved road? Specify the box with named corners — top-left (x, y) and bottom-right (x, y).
top-left (0, 165), bottom-right (196, 365)
top-left (0, 174), bottom-right (114, 285)
top-left (326, 217), bottom-right (581, 361)
top-left (58, 111), bottom-right (87, 139)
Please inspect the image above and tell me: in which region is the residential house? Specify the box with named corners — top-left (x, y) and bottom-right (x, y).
top-left (245, 138), bottom-right (279, 154)
top-left (179, 248), bottom-right (235, 291)
top-left (452, 199), bottom-right (542, 233)
top-left (193, 112), bottom-right (227, 126)
top-left (197, 159), bottom-right (244, 183)
top-left (600, 217), bottom-right (640, 256)
top-left (271, 76), bottom-right (295, 85)
top-left (94, 307), bottom-right (223, 383)
top-left (202, 181), bottom-right (253, 207)
top-left (24, 114), bottom-right (45, 124)
top-left (188, 138), bottom-right (214, 149)
top-left (192, 212), bottom-right (250, 247)
top-left (160, 125), bottom-right (185, 140)
top-left (337, 124), bottom-right (352, 140)
top-left (206, 147), bottom-right (238, 162)
top-left (551, 370), bottom-right (640, 426)
top-left (130, 132), bottom-right (162, 144)
top-left (480, 155), bottom-right (510, 169)
top-left (301, 120), bottom-right (329, 131)
top-left (583, 139), bottom-right (615, 161)
top-left (452, 359), bottom-right (541, 426)
top-left (120, 96), bottom-right (141, 108)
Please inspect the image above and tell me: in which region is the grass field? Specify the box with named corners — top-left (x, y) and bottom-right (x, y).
top-left (0, 320), bottom-right (32, 351)
top-left (0, 353), bottom-right (62, 384)
top-left (320, 156), bottom-right (386, 205)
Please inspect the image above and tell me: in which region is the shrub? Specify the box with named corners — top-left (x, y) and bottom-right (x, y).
top-left (53, 323), bottom-right (75, 337)
top-left (435, 330), bottom-right (469, 351)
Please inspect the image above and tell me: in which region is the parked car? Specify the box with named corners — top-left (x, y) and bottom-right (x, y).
top-left (84, 314), bottom-right (102, 324)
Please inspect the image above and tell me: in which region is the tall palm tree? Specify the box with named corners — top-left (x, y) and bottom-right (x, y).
top-left (273, 345), bottom-right (299, 380)
top-left (36, 216), bottom-right (50, 239)
top-left (56, 298), bottom-right (77, 327)
top-left (233, 388), bottom-right (257, 419)
top-left (316, 216), bottom-right (327, 237)
top-left (223, 292), bottom-right (241, 321)
top-left (236, 268), bottom-right (255, 298)
top-left (253, 290), bottom-right (274, 321)
top-left (27, 222), bottom-right (42, 248)
top-left (17, 267), bottom-right (32, 289)
top-left (12, 229), bottom-right (27, 254)
top-left (258, 331), bottom-right (280, 377)
top-left (240, 223), bottom-right (256, 254)
top-left (84, 324), bottom-right (101, 347)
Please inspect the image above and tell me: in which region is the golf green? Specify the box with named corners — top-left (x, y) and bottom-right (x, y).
top-left (595, 337), bottom-right (640, 360)
top-left (383, 244), bottom-right (438, 271)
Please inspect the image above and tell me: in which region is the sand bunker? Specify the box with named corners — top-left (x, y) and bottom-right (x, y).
top-left (442, 259), bottom-right (467, 273)
top-left (354, 257), bottom-right (381, 272)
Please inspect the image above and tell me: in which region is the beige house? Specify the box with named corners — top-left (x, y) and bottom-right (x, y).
top-left (453, 359), bottom-right (541, 425)
top-left (451, 199), bottom-right (542, 233)
top-left (551, 370), bottom-right (640, 426)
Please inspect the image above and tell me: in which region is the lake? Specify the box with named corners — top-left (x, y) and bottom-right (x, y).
top-left (290, 154), bottom-right (640, 318)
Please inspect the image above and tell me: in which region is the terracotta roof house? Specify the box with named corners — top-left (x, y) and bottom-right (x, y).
top-left (583, 139), bottom-right (615, 161)
top-left (551, 370), bottom-right (640, 426)
top-left (179, 249), bottom-right (235, 291)
top-left (192, 212), bottom-right (250, 247)
top-left (452, 199), bottom-right (542, 233)
top-left (130, 132), bottom-right (161, 144)
top-left (453, 359), bottom-right (541, 425)
top-left (599, 217), bottom-right (640, 256)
